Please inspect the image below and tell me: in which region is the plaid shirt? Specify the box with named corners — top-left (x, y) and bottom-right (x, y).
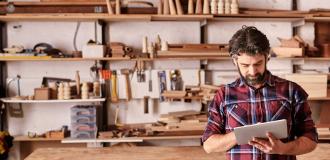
top-left (202, 71), bottom-right (318, 160)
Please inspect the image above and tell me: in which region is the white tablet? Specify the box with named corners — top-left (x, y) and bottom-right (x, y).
top-left (233, 119), bottom-right (288, 145)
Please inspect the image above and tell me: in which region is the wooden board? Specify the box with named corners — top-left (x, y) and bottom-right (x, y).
top-left (24, 144), bottom-right (330, 160)
top-left (157, 50), bottom-right (229, 57)
top-left (284, 74), bottom-right (328, 98)
top-left (271, 47), bottom-right (304, 57)
top-left (25, 146), bottom-right (222, 160)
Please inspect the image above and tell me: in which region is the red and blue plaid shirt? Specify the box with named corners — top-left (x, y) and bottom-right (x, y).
top-left (202, 71), bottom-right (318, 160)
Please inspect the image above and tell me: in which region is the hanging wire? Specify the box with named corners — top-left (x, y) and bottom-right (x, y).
top-left (73, 22), bottom-right (81, 51)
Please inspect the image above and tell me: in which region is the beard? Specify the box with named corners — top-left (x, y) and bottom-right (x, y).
top-left (237, 67), bottom-right (266, 86)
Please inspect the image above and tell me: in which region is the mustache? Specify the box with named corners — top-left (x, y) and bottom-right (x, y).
top-left (245, 73), bottom-right (264, 85)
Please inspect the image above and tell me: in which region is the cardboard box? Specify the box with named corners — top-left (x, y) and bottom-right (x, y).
top-left (285, 74), bottom-right (328, 98)
top-left (82, 45), bottom-right (105, 58)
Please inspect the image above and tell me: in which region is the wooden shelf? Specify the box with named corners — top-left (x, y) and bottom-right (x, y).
top-left (1, 56), bottom-right (330, 62)
top-left (0, 57), bottom-right (149, 61)
top-left (308, 97), bottom-right (330, 101)
top-left (151, 15), bottom-right (213, 21)
top-left (213, 14), bottom-right (304, 22)
top-left (14, 135), bottom-right (63, 142)
top-left (0, 2), bottom-right (107, 6)
top-left (306, 16), bottom-right (330, 22)
top-left (15, 135), bottom-right (201, 143)
top-left (0, 98), bottom-right (106, 103)
top-left (0, 13), bottom-right (315, 22)
top-left (62, 135), bottom-right (201, 144)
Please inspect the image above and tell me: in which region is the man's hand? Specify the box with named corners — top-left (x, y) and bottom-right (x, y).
top-left (248, 132), bottom-right (287, 154)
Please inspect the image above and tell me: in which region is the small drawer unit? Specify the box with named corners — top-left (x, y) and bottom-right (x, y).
top-left (70, 105), bottom-right (101, 139)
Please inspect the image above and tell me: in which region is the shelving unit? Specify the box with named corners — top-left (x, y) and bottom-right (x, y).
top-left (1, 56), bottom-right (330, 62)
top-left (0, 3), bottom-right (329, 159)
top-left (0, 98), bottom-right (106, 103)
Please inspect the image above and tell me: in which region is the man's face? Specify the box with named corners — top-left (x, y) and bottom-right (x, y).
top-left (233, 53), bottom-right (267, 87)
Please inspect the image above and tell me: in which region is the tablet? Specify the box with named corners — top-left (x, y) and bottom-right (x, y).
top-left (233, 119), bottom-right (288, 145)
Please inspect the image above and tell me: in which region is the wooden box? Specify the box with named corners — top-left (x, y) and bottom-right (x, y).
top-left (34, 87), bottom-right (51, 100)
top-left (45, 130), bottom-right (67, 139)
top-left (284, 74), bottom-right (328, 98)
top-left (271, 47), bottom-right (304, 57)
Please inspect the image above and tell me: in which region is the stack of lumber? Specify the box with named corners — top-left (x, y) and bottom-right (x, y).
top-left (284, 74), bottom-right (328, 98)
top-left (107, 42), bottom-right (133, 58)
top-left (145, 110), bottom-right (207, 136)
top-left (317, 128), bottom-right (330, 140)
top-left (161, 85), bottom-right (219, 102)
top-left (157, 44), bottom-right (229, 57)
top-left (200, 84), bottom-right (219, 104)
top-left (271, 36), bottom-right (305, 57)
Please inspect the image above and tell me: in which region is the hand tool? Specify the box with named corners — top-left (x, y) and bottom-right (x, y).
top-left (144, 96), bottom-right (149, 114)
top-left (158, 71), bottom-right (167, 102)
top-left (120, 69), bottom-right (132, 101)
top-left (111, 70), bottom-right (119, 103)
top-left (148, 66), bottom-right (152, 92)
top-left (75, 70), bottom-right (80, 96)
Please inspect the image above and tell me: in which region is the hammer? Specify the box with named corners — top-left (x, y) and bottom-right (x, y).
top-left (120, 69), bottom-right (132, 101)
top-left (111, 71), bottom-right (119, 103)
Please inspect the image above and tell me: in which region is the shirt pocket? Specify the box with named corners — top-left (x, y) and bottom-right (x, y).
top-left (226, 103), bottom-right (250, 129)
top-left (268, 100), bottom-right (292, 121)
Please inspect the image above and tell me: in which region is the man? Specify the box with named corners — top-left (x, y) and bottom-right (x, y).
top-left (202, 26), bottom-right (317, 160)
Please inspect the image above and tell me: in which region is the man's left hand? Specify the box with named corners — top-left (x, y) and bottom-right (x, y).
top-left (248, 132), bottom-right (287, 154)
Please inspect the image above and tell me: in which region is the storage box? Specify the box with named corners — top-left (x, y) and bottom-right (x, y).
top-left (285, 74), bottom-right (328, 98)
top-left (82, 44), bottom-right (105, 58)
top-left (34, 87), bottom-right (50, 100)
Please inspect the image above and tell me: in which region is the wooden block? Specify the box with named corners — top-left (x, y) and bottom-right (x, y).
top-left (45, 130), bottom-right (67, 139)
top-left (168, 110), bottom-right (200, 117)
top-left (162, 91), bottom-right (186, 98)
top-left (34, 88), bottom-right (51, 100)
top-left (285, 74), bottom-right (328, 98)
top-left (271, 47), bottom-right (304, 57)
top-left (278, 37), bottom-right (302, 48)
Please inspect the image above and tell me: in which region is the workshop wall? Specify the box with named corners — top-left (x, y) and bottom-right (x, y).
top-left (5, 1), bottom-right (330, 158)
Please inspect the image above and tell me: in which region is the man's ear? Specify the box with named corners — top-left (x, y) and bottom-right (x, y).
top-left (267, 54), bottom-right (271, 61)
top-left (232, 58), bottom-right (238, 66)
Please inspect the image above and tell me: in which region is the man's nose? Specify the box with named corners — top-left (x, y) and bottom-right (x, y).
top-left (248, 66), bottom-right (257, 76)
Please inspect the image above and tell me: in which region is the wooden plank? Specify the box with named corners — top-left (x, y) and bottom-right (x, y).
top-left (168, 110), bottom-right (200, 117)
top-left (157, 50), bottom-right (229, 57)
top-left (25, 146), bottom-right (222, 160)
top-left (14, 136), bottom-right (62, 142)
top-left (20, 141), bottom-right (85, 160)
top-left (24, 144), bottom-right (330, 160)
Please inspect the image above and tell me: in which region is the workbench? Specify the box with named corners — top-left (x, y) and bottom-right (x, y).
top-left (24, 146), bottom-right (222, 160)
top-left (24, 144), bottom-right (330, 160)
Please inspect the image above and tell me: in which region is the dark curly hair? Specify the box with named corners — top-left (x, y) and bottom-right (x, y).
top-left (229, 26), bottom-right (270, 58)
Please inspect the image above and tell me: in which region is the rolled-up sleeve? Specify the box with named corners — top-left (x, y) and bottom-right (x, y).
top-left (202, 89), bottom-right (226, 142)
top-left (293, 83), bottom-right (318, 142)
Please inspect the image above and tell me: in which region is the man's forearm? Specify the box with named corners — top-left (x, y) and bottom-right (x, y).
top-left (282, 136), bottom-right (317, 155)
top-left (203, 132), bottom-right (237, 153)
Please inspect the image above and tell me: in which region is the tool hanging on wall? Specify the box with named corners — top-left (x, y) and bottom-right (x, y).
top-left (143, 96), bottom-right (149, 114)
top-left (111, 70), bottom-right (119, 103)
top-left (7, 75), bottom-right (23, 117)
top-left (136, 60), bottom-right (145, 82)
top-left (120, 69), bottom-right (132, 101)
top-left (148, 66), bottom-right (152, 92)
top-left (75, 71), bottom-right (80, 97)
top-left (158, 71), bottom-right (167, 102)
top-left (170, 70), bottom-right (183, 91)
